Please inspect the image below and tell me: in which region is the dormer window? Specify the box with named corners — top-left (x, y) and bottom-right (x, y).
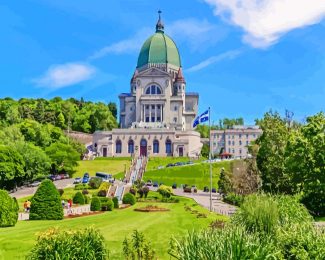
top-left (145, 85), bottom-right (162, 95)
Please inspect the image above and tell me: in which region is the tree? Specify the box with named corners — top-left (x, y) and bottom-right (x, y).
top-left (30, 180), bottom-right (63, 220)
top-left (200, 143), bottom-right (209, 158)
top-left (108, 102), bottom-right (117, 119)
top-left (45, 142), bottom-right (80, 175)
top-left (256, 112), bottom-right (290, 193)
top-left (0, 145), bottom-right (25, 189)
top-left (218, 168), bottom-right (233, 194)
top-left (0, 190), bottom-right (19, 227)
top-left (56, 112), bottom-right (65, 129)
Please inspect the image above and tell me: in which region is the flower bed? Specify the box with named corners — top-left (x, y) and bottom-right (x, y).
top-left (134, 205), bottom-right (170, 212)
top-left (65, 211), bottom-right (104, 219)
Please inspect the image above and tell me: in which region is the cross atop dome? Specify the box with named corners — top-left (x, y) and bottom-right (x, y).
top-left (156, 10), bottom-right (164, 33)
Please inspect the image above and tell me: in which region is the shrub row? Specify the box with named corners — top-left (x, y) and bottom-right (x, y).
top-left (0, 190), bottom-right (19, 227)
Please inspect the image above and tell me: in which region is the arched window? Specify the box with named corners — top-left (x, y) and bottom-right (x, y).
top-left (116, 140), bottom-right (122, 154)
top-left (145, 85), bottom-right (162, 95)
top-left (153, 140), bottom-right (159, 154)
top-left (128, 140), bottom-right (134, 154)
top-left (165, 139), bottom-right (172, 155)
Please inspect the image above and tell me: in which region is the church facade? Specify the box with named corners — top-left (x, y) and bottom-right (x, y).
top-left (93, 13), bottom-right (202, 158)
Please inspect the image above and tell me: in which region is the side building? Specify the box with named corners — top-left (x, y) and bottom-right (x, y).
top-left (93, 12), bottom-right (202, 158)
top-left (210, 125), bottom-right (262, 159)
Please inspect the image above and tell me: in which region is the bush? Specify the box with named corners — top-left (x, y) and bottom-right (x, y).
top-left (73, 192), bottom-right (85, 205)
top-left (88, 177), bottom-right (102, 189)
top-left (223, 193), bottom-right (243, 206)
top-left (98, 182), bottom-right (110, 192)
top-left (90, 197), bottom-right (101, 211)
top-left (113, 197), bottom-right (119, 209)
top-left (75, 183), bottom-right (89, 190)
top-left (98, 190), bottom-right (107, 197)
top-left (0, 190), bottom-right (19, 227)
top-left (82, 189), bottom-right (89, 195)
top-left (83, 195), bottom-right (90, 204)
top-left (301, 185), bottom-right (325, 217)
top-left (27, 227), bottom-right (108, 260)
top-left (99, 197), bottom-right (113, 211)
top-left (157, 185), bottom-right (173, 199)
top-left (57, 189), bottom-right (64, 196)
top-left (30, 180), bottom-right (63, 220)
top-left (122, 193), bottom-right (136, 205)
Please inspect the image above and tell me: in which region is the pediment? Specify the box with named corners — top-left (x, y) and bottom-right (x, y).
top-left (138, 67), bottom-right (170, 77)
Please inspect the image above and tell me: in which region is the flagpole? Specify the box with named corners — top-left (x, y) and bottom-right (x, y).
top-left (209, 107), bottom-right (212, 212)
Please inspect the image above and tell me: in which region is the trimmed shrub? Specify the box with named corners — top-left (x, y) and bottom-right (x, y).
top-left (122, 192), bottom-right (136, 205)
top-left (73, 192), bottom-right (85, 205)
top-left (82, 189), bottom-right (89, 195)
top-left (30, 180), bottom-right (63, 220)
top-left (90, 197), bottom-right (101, 211)
top-left (99, 197), bottom-right (113, 211)
top-left (0, 190), bottom-right (19, 227)
top-left (83, 195), bottom-right (90, 204)
top-left (98, 190), bottom-right (107, 197)
top-left (113, 197), bottom-right (119, 209)
top-left (98, 182), bottom-right (110, 192)
top-left (27, 227), bottom-right (108, 260)
top-left (57, 189), bottom-right (64, 196)
top-left (88, 177), bottom-right (102, 189)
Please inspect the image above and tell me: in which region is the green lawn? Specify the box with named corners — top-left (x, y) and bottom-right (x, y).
top-left (143, 161), bottom-right (232, 190)
top-left (146, 157), bottom-right (204, 171)
top-left (74, 158), bottom-right (131, 178)
top-left (0, 194), bottom-right (227, 260)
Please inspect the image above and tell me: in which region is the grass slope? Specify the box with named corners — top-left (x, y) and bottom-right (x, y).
top-left (144, 161), bottom-right (232, 190)
top-left (74, 158), bottom-right (131, 178)
top-left (146, 157), bottom-right (204, 171)
top-left (0, 194), bottom-right (226, 260)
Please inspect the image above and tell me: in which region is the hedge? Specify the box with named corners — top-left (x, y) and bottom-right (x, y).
top-left (112, 197), bottom-right (119, 209)
top-left (0, 190), bottom-right (19, 227)
top-left (99, 197), bottom-right (113, 211)
top-left (29, 180), bottom-right (63, 220)
top-left (90, 197), bottom-right (101, 211)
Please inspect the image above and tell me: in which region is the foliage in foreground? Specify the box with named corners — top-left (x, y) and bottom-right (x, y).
top-left (0, 190), bottom-right (19, 227)
top-left (170, 194), bottom-right (325, 259)
top-left (27, 227), bottom-right (108, 260)
top-left (29, 180), bottom-right (63, 220)
top-left (123, 230), bottom-right (156, 260)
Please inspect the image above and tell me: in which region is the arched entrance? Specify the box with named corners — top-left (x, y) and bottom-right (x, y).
top-left (140, 139), bottom-right (147, 156)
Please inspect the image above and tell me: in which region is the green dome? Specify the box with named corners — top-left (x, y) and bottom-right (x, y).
top-left (137, 31), bottom-right (181, 68)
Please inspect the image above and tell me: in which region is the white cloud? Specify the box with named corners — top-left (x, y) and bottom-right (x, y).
top-left (89, 28), bottom-right (152, 59)
top-left (204, 0), bottom-right (325, 48)
top-left (33, 63), bottom-right (96, 88)
top-left (186, 50), bottom-right (242, 72)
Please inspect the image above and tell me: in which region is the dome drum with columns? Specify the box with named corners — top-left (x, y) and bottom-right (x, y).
top-left (93, 12), bottom-right (202, 158)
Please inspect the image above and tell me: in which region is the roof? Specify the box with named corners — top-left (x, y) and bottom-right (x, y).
top-left (118, 93), bottom-right (132, 98)
top-left (186, 92), bottom-right (199, 96)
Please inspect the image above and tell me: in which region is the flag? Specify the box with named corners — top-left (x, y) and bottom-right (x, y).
top-left (193, 109), bottom-right (209, 128)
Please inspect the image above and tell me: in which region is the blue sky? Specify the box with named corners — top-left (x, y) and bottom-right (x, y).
top-left (1, 0), bottom-right (325, 124)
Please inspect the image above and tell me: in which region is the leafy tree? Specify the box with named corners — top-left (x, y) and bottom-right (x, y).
top-left (45, 142), bottom-right (80, 175)
top-left (218, 168), bottom-right (233, 194)
top-left (200, 143), bottom-right (209, 158)
top-left (256, 112), bottom-right (290, 193)
top-left (0, 145), bottom-right (25, 189)
top-left (30, 180), bottom-right (63, 220)
top-left (108, 102), bottom-right (117, 119)
top-left (56, 112), bottom-right (65, 129)
top-left (0, 190), bottom-right (19, 227)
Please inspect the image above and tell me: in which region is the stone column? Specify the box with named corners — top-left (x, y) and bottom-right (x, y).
top-left (149, 105), bottom-right (152, 122)
top-left (155, 105), bottom-right (157, 122)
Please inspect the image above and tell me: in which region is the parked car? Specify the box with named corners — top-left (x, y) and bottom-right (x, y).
top-left (166, 163), bottom-right (174, 168)
top-left (186, 161), bottom-right (194, 165)
top-left (30, 181), bottom-right (41, 187)
top-left (153, 182), bottom-right (159, 187)
top-left (183, 186), bottom-right (192, 193)
top-left (174, 162), bottom-right (184, 166)
top-left (83, 172), bottom-right (90, 178)
top-left (211, 188), bottom-right (217, 193)
top-left (48, 175), bottom-right (56, 181)
top-left (82, 176), bottom-right (89, 184)
top-left (172, 183), bottom-right (177, 189)
top-left (73, 177), bottom-right (81, 184)
top-left (203, 186), bottom-right (209, 192)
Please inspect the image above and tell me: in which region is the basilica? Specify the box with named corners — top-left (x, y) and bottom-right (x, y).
top-left (93, 12), bottom-right (202, 157)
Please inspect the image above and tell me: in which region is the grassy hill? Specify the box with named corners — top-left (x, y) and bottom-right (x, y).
top-left (143, 160), bottom-right (232, 190)
top-left (74, 157), bottom-right (131, 178)
top-left (0, 194), bottom-right (227, 259)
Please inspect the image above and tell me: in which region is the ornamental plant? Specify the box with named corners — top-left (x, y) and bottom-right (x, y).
top-left (73, 191), bottom-right (85, 205)
top-left (113, 197), bottom-right (119, 208)
top-left (29, 179), bottom-right (63, 220)
top-left (90, 197), bottom-right (101, 211)
top-left (122, 193), bottom-right (136, 205)
top-left (0, 190), bottom-right (19, 227)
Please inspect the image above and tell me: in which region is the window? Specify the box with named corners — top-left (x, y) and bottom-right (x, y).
top-left (228, 140), bottom-right (231, 145)
top-left (153, 140), bottom-right (159, 153)
top-left (116, 140), bottom-right (122, 154)
top-left (232, 135), bottom-right (234, 139)
top-left (232, 141), bottom-right (235, 145)
top-left (146, 105), bottom-right (149, 109)
top-left (228, 148), bottom-right (231, 153)
top-left (145, 85), bottom-right (162, 95)
top-left (253, 134), bottom-right (256, 138)
top-left (239, 149), bottom-right (242, 154)
top-left (151, 105), bottom-right (155, 109)
top-left (232, 149), bottom-right (235, 154)
top-left (239, 140), bottom-right (242, 145)
top-left (166, 139), bottom-right (172, 154)
top-left (239, 134), bottom-right (242, 138)
top-left (145, 117), bottom-right (149, 122)
top-left (173, 117), bottom-right (177, 123)
top-left (246, 140), bottom-right (249, 145)
top-left (128, 140), bottom-right (134, 154)
top-left (246, 134), bottom-right (249, 138)
top-left (174, 106), bottom-right (177, 111)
